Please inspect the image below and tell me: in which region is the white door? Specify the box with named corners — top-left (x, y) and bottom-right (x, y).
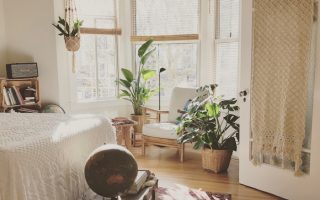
top-left (239, 1), bottom-right (320, 199)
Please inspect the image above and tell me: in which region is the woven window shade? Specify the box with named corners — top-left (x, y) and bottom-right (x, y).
top-left (132, 0), bottom-right (199, 41)
top-left (77, 0), bottom-right (121, 35)
top-left (216, 42), bottom-right (239, 99)
top-left (215, 0), bottom-right (239, 39)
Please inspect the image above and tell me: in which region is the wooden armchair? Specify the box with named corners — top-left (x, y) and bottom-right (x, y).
top-left (141, 87), bottom-right (198, 162)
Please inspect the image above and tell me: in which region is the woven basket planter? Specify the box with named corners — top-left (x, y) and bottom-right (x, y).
top-left (131, 114), bottom-right (144, 133)
top-left (64, 36), bottom-right (80, 52)
top-left (130, 114), bottom-right (150, 133)
top-left (201, 149), bottom-right (233, 173)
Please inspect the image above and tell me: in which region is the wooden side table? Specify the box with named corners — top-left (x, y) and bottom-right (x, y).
top-left (112, 122), bottom-right (137, 148)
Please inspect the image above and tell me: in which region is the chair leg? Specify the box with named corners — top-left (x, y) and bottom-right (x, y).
top-left (142, 137), bottom-right (146, 156)
top-left (180, 144), bottom-right (184, 162)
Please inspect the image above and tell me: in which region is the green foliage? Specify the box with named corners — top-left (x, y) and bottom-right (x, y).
top-left (177, 85), bottom-right (240, 151)
top-left (117, 39), bottom-right (158, 115)
top-left (52, 16), bottom-right (83, 37)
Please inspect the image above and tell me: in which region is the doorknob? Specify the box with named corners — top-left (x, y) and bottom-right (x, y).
top-left (239, 89), bottom-right (248, 97)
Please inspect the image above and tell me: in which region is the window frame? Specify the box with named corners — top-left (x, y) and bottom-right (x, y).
top-left (213, 0), bottom-right (240, 98)
top-left (130, 0), bottom-right (201, 104)
top-left (71, 0), bottom-right (121, 104)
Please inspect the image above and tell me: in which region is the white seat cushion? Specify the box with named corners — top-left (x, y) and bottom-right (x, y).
top-left (143, 123), bottom-right (178, 140)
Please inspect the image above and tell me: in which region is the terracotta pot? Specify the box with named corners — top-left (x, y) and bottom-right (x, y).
top-left (201, 148), bottom-right (233, 173)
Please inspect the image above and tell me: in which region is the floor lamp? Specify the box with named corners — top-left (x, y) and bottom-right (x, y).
top-left (159, 67), bottom-right (166, 110)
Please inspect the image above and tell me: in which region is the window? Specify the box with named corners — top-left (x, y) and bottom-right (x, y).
top-left (132, 0), bottom-right (200, 100)
top-left (75, 0), bottom-right (120, 102)
top-left (214, 0), bottom-right (240, 99)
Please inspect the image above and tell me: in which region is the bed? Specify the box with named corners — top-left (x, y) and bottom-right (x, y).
top-left (0, 113), bottom-right (116, 200)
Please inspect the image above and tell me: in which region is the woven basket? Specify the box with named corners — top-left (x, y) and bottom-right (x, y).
top-left (201, 149), bottom-right (232, 173)
top-left (64, 36), bottom-right (80, 52)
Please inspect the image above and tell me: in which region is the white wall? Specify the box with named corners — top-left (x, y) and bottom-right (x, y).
top-left (0, 0), bottom-right (6, 76)
top-left (1, 0), bottom-right (131, 117)
top-left (3, 0), bottom-right (60, 104)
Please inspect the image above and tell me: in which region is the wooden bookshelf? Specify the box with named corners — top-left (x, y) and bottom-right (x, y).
top-left (0, 78), bottom-right (41, 112)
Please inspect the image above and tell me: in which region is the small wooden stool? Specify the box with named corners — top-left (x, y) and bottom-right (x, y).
top-left (112, 119), bottom-right (137, 148)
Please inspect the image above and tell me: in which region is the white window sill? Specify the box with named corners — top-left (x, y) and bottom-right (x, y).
top-left (69, 98), bottom-right (130, 112)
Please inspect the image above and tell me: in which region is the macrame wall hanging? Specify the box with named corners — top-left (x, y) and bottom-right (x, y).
top-left (251, 0), bottom-right (314, 175)
top-left (53, 0), bottom-right (83, 73)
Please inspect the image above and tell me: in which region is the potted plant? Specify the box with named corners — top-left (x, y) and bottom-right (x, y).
top-left (118, 39), bottom-right (158, 132)
top-left (177, 84), bottom-right (239, 173)
top-left (52, 16), bottom-right (83, 52)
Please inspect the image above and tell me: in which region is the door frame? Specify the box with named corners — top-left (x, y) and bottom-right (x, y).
top-left (239, 0), bottom-right (320, 199)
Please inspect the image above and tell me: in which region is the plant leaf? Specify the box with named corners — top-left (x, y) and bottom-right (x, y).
top-left (140, 48), bottom-right (156, 65)
top-left (205, 103), bottom-right (220, 117)
top-left (138, 39), bottom-right (153, 57)
top-left (121, 68), bottom-right (134, 82)
top-left (141, 69), bottom-right (156, 81)
top-left (224, 114), bottom-right (239, 124)
top-left (222, 137), bottom-right (237, 151)
top-left (119, 90), bottom-right (131, 97)
top-left (118, 79), bottom-right (131, 88)
top-left (193, 139), bottom-right (204, 150)
top-left (52, 24), bottom-right (68, 37)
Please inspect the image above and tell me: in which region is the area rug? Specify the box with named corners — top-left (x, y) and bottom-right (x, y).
top-left (81, 184), bottom-right (231, 200)
top-left (156, 185), bottom-right (231, 200)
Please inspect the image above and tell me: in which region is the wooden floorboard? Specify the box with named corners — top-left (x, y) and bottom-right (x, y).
top-left (130, 144), bottom-right (284, 200)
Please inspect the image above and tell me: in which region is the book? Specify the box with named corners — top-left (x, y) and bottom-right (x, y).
top-left (2, 87), bottom-right (11, 105)
top-left (13, 86), bottom-right (25, 105)
top-left (25, 97), bottom-right (35, 100)
top-left (16, 107), bottom-right (39, 113)
top-left (6, 89), bottom-right (13, 105)
top-left (127, 170), bottom-right (149, 194)
top-left (20, 87), bottom-right (36, 100)
top-left (10, 87), bottom-right (21, 105)
top-left (8, 88), bottom-right (16, 105)
top-left (24, 101), bottom-right (36, 105)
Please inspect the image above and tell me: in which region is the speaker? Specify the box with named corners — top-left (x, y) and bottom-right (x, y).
top-left (6, 63), bottom-right (38, 79)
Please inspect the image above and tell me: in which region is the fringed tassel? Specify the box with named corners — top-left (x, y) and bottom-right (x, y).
top-left (294, 154), bottom-right (304, 177)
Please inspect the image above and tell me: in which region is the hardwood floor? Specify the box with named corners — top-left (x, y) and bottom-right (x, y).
top-left (131, 144), bottom-right (283, 200)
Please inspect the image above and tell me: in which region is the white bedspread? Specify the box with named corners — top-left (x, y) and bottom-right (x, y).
top-left (0, 114), bottom-right (116, 200)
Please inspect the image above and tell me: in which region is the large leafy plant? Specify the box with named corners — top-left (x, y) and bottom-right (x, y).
top-left (118, 39), bottom-right (158, 115)
top-left (177, 85), bottom-right (240, 151)
top-left (52, 16), bottom-right (83, 37)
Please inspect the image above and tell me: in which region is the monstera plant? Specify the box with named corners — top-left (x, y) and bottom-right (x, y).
top-left (177, 84), bottom-right (239, 173)
top-left (118, 39), bottom-right (158, 132)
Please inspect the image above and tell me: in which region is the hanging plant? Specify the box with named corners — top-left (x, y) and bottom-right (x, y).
top-left (52, 0), bottom-right (82, 73)
top-left (52, 17), bottom-right (83, 52)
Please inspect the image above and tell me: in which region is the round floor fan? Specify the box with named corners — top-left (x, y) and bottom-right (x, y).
top-left (84, 144), bottom-right (138, 199)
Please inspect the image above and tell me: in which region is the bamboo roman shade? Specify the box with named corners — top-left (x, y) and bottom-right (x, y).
top-left (131, 0), bottom-right (199, 41)
top-left (78, 0), bottom-right (121, 35)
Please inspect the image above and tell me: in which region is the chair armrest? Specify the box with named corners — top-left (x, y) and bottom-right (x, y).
top-left (177, 109), bottom-right (186, 114)
top-left (142, 106), bottom-right (169, 114)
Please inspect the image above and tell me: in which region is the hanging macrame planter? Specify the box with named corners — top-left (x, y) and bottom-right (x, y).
top-left (53, 0), bottom-right (83, 73)
top-left (65, 36), bottom-right (80, 52)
